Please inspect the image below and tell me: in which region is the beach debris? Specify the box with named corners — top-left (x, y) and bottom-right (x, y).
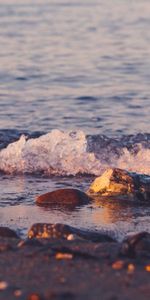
top-left (36, 188), bottom-right (91, 209)
top-left (88, 168), bottom-right (150, 200)
top-left (28, 223), bottom-right (115, 242)
top-left (120, 232), bottom-right (150, 258)
top-left (0, 227), bottom-right (19, 238)
top-left (0, 281), bottom-right (8, 290)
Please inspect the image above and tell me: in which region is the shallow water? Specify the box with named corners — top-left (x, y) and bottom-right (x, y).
top-left (0, 0), bottom-right (150, 239)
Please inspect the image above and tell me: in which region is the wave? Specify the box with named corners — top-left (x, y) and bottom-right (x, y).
top-left (0, 129), bottom-right (149, 176)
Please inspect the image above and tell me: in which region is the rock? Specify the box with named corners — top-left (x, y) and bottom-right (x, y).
top-left (36, 188), bottom-right (91, 208)
top-left (120, 232), bottom-right (150, 258)
top-left (27, 293), bottom-right (43, 300)
top-left (88, 168), bottom-right (150, 200)
top-left (0, 227), bottom-right (19, 238)
top-left (0, 281), bottom-right (8, 290)
top-left (17, 238), bottom-right (42, 248)
top-left (28, 223), bottom-right (115, 242)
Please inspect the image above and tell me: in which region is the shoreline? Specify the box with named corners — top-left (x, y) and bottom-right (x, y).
top-left (0, 226), bottom-right (150, 300)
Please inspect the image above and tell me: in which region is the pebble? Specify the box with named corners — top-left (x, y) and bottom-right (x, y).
top-left (127, 263), bottom-right (135, 273)
top-left (145, 265), bottom-right (150, 272)
top-left (55, 252), bottom-right (73, 260)
top-left (27, 293), bottom-right (42, 300)
top-left (14, 289), bottom-right (22, 297)
top-left (0, 281), bottom-right (8, 290)
top-left (36, 188), bottom-right (91, 209)
top-left (112, 260), bottom-right (125, 270)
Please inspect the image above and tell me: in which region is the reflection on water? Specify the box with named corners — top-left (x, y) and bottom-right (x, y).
top-left (0, 174), bottom-right (150, 241)
top-left (1, 192), bottom-right (150, 241)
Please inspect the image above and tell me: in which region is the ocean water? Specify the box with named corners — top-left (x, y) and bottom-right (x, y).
top-left (0, 0), bottom-right (150, 240)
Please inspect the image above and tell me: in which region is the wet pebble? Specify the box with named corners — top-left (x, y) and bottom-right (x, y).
top-left (28, 223), bottom-right (115, 242)
top-left (36, 188), bottom-right (91, 209)
top-left (27, 293), bottom-right (43, 300)
top-left (0, 281), bottom-right (8, 290)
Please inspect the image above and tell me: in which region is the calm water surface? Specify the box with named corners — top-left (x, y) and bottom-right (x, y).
top-left (0, 0), bottom-right (150, 135)
top-left (0, 0), bottom-right (150, 238)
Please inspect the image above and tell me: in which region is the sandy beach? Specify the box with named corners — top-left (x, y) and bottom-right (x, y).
top-left (0, 227), bottom-right (150, 300)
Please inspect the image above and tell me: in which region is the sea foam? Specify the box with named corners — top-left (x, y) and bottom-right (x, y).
top-left (0, 129), bottom-right (149, 176)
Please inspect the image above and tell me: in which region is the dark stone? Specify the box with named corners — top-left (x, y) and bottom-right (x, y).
top-left (0, 227), bottom-right (19, 238)
top-left (17, 238), bottom-right (43, 248)
top-left (36, 188), bottom-right (91, 209)
top-left (120, 232), bottom-right (150, 258)
top-left (28, 223), bottom-right (115, 242)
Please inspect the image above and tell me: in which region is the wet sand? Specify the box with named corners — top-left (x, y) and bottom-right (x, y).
top-left (0, 232), bottom-right (150, 300)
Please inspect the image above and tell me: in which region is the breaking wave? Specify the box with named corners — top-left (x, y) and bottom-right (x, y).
top-left (0, 129), bottom-right (149, 176)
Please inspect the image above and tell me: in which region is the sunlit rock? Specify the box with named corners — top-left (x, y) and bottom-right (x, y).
top-left (88, 168), bottom-right (150, 200)
top-left (36, 188), bottom-right (91, 209)
top-left (28, 223), bottom-right (115, 242)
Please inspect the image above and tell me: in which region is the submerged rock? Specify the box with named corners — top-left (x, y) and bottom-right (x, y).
top-left (88, 168), bottom-right (150, 200)
top-left (120, 232), bottom-right (150, 258)
top-left (28, 223), bottom-right (114, 242)
top-left (36, 188), bottom-right (91, 209)
top-left (0, 227), bottom-right (19, 238)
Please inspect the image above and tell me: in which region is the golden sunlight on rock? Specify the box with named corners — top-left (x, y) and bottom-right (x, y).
top-left (88, 168), bottom-right (150, 200)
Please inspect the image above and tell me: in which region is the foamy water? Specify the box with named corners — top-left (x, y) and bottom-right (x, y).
top-left (0, 130), bottom-right (149, 176)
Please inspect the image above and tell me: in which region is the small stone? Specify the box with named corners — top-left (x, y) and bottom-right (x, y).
top-left (14, 289), bottom-right (22, 297)
top-left (112, 260), bottom-right (125, 270)
top-left (127, 263), bottom-right (135, 273)
top-left (36, 188), bottom-right (91, 209)
top-left (67, 234), bottom-right (75, 241)
top-left (55, 252), bottom-right (73, 260)
top-left (145, 265), bottom-right (150, 272)
top-left (0, 281), bottom-right (8, 290)
top-left (27, 293), bottom-right (42, 300)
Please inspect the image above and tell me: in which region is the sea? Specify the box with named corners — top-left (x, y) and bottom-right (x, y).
top-left (0, 0), bottom-right (150, 240)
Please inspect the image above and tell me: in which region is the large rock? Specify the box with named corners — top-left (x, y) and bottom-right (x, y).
top-left (36, 188), bottom-right (91, 209)
top-left (88, 168), bottom-right (150, 200)
top-left (120, 232), bottom-right (150, 258)
top-left (0, 227), bottom-right (19, 238)
top-left (28, 223), bottom-right (115, 242)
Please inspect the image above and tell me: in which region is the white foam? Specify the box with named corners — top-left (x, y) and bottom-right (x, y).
top-left (0, 130), bottom-right (103, 175)
top-left (117, 145), bottom-right (150, 175)
top-left (0, 130), bottom-right (149, 176)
